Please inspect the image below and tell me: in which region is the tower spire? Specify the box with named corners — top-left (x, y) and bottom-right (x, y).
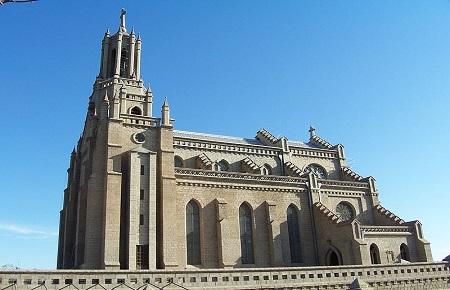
top-left (119, 8), bottom-right (127, 32)
top-left (161, 97), bottom-right (171, 126)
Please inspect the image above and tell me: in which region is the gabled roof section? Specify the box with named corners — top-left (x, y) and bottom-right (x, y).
top-left (284, 161), bottom-right (303, 177)
top-left (314, 202), bottom-right (341, 224)
top-left (308, 126), bottom-right (334, 149)
top-left (373, 204), bottom-right (405, 225)
top-left (255, 128), bottom-right (278, 145)
top-left (241, 157), bottom-right (261, 174)
top-left (196, 153), bottom-right (213, 170)
top-left (341, 166), bottom-right (364, 182)
top-left (174, 130), bottom-right (263, 146)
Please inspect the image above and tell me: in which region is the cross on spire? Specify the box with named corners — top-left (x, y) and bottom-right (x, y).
top-left (309, 126), bottom-right (316, 138)
top-left (120, 8), bottom-right (127, 31)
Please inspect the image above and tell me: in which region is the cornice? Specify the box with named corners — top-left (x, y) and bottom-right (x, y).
top-left (176, 180), bottom-right (305, 193)
top-left (174, 138), bottom-right (339, 160)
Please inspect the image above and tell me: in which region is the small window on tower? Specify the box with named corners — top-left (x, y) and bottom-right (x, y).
top-left (120, 48), bottom-right (129, 77)
top-left (140, 165), bottom-right (145, 175)
top-left (140, 189), bottom-right (144, 200)
top-left (130, 106), bottom-right (142, 115)
top-left (140, 214), bottom-right (144, 225)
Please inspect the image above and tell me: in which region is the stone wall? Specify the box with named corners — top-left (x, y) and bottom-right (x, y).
top-left (1, 262), bottom-right (448, 290)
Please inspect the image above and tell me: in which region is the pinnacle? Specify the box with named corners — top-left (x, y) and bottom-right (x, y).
top-left (162, 96), bottom-right (169, 107)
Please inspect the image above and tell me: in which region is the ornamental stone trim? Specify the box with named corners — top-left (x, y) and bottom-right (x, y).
top-left (176, 181), bottom-right (304, 193)
top-left (175, 168), bottom-right (306, 184)
top-left (360, 225), bottom-right (413, 235)
top-left (2, 262), bottom-right (448, 290)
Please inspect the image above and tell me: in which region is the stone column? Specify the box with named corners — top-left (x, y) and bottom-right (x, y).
top-left (100, 33), bottom-right (110, 78)
top-left (129, 33), bottom-right (136, 78)
top-left (265, 201), bottom-right (283, 266)
top-left (216, 198), bottom-right (240, 268)
top-left (157, 126), bottom-right (181, 268)
top-left (135, 38), bottom-right (142, 80)
top-left (127, 151), bottom-right (140, 270)
top-left (115, 33), bottom-right (123, 76)
top-left (147, 152), bottom-right (157, 269)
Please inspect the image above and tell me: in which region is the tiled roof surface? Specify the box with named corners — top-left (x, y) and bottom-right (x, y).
top-left (174, 130), bottom-right (314, 148)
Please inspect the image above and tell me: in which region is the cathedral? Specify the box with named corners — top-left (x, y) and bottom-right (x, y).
top-left (57, 11), bottom-right (433, 271)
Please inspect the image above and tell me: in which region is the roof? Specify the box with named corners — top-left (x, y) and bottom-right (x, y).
top-left (173, 130), bottom-right (316, 148)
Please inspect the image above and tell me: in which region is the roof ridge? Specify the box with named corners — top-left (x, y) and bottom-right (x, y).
top-left (196, 153), bottom-right (213, 169)
top-left (284, 161), bottom-right (303, 177)
top-left (310, 135), bottom-right (333, 149)
top-left (373, 204), bottom-right (405, 225)
top-left (314, 202), bottom-right (341, 224)
top-left (342, 166), bottom-right (364, 181)
top-left (241, 157), bottom-right (261, 173)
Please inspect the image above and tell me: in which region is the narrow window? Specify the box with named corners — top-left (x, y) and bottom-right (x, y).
top-left (262, 164), bottom-right (272, 175)
top-left (136, 245), bottom-right (149, 269)
top-left (239, 203), bottom-right (254, 264)
top-left (329, 251), bottom-right (339, 265)
top-left (370, 244), bottom-right (380, 264)
top-left (400, 244), bottom-right (410, 261)
top-left (139, 214), bottom-right (144, 225)
top-left (140, 165), bottom-right (145, 175)
top-left (174, 156), bottom-right (184, 168)
top-left (108, 49), bottom-right (116, 77)
top-left (186, 200), bottom-right (201, 265)
top-left (140, 189), bottom-right (144, 200)
top-left (218, 160), bottom-right (229, 171)
top-left (130, 106), bottom-right (142, 115)
top-left (287, 205), bottom-right (302, 263)
top-left (120, 48), bottom-right (129, 77)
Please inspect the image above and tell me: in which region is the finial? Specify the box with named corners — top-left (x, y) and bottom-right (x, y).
top-left (309, 125), bottom-right (316, 138)
top-left (120, 8), bottom-right (127, 32)
top-left (148, 83), bottom-right (152, 91)
top-left (103, 90), bottom-right (109, 104)
top-left (162, 96), bottom-right (169, 107)
top-left (105, 28), bottom-right (110, 37)
top-left (137, 33), bottom-right (141, 41)
top-left (131, 26), bottom-right (135, 35)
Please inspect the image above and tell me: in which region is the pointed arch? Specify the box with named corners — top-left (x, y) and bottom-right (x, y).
top-left (174, 155), bottom-right (184, 168)
top-left (130, 106), bottom-right (142, 115)
top-left (370, 243), bottom-right (381, 264)
top-left (287, 204), bottom-right (302, 263)
top-left (186, 199), bottom-right (201, 265)
top-left (217, 159), bottom-right (229, 172)
top-left (261, 164), bottom-right (272, 175)
top-left (108, 48), bottom-right (116, 77)
top-left (239, 202), bottom-right (254, 264)
top-left (325, 246), bottom-right (343, 266)
top-left (400, 243), bottom-right (410, 261)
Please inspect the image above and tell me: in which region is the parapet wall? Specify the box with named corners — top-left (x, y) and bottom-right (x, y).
top-left (0, 262), bottom-right (449, 290)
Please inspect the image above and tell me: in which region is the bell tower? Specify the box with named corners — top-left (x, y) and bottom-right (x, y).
top-left (99, 8), bottom-right (142, 80)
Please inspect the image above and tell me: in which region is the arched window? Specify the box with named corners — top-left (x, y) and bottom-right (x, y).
top-left (400, 243), bottom-right (410, 261)
top-left (120, 48), bottom-right (129, 77)
top-left (108, 49), bottom-right (116, 77)
top-left (239, 203), bottom-right (254, 264)
top-left (174, 156), bottom-right (184, 168)
top-left (218, 160), bottom-right (229, 172)
top-left (186, 200), bottom-right (201, 265)
top-left (130, 106), bottom-right (142, 115)
top-left (287, 205), bottom-right (302, 263)
top-left (261, 164), bottom-right (272, 175)
top-left (370, 244), bottom-right (381, 264)
top-left (326, 248), bottom-right (342, 266)
top-left (305, 164), bottom-right (327, 179)
top-left (335, 202), bottom-right (354, 222)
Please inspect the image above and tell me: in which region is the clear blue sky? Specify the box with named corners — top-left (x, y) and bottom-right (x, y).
top-left (0, 1), bottom-right (449, 269)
